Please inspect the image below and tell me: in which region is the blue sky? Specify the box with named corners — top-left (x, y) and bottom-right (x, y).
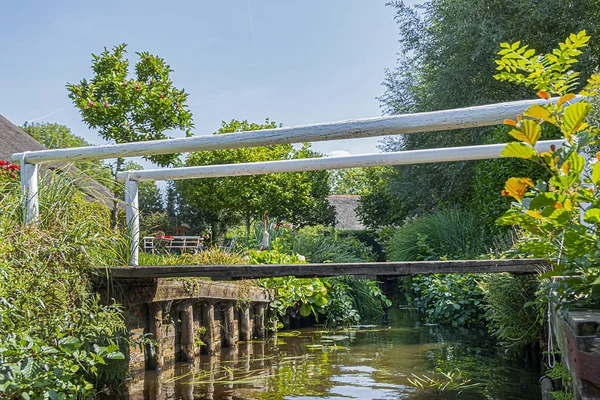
top-left (0, 1), bottom-right (419, 162)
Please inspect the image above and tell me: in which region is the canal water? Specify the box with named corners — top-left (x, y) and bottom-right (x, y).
top-left (123, 308), bottom-right (541, 399)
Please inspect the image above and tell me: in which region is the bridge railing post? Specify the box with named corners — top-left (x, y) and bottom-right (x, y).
top-left (19, 153), bottom-right (39, 225)
top-left (125, 174), bottom-right (139, 266)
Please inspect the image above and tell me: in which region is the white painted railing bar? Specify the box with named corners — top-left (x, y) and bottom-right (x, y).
top-left (116, 140), bottom-right (563, 183)
top-left (19, 153), bottom-right (39, 224)
top-left (12, 97), bottom-right (570, 165)
top-left (124, 175), bottom-right (140, 266)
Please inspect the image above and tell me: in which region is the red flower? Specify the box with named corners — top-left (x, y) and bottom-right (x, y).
top-left (10, 174), bottom-right (16, 179)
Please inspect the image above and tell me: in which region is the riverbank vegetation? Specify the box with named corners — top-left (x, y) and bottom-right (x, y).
top-left (0, 169), bottom-right (137, 398)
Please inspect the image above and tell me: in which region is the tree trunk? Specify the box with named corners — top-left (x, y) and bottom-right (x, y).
top-left (245, 214), bottom-right (251, 244)
top-left (110, 157), bottom-right (125, 229)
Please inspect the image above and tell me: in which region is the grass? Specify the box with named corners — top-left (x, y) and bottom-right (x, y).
top-left (384, 208), bottom-right (492, 262)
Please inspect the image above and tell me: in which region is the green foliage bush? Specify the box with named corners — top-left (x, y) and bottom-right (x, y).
top-left (384, 209), bottom-right (490, 326)
top-left (479, 274), bottom-right (543, 349)
top-left (337, 229), bottom-right (386, 261)
top-left (473, 125), bottom-right (556, 235)
top-left (403, 275), bottom-right (486, 327)
top-left (291, 225), bottom-right (374, 263)
top-left (384, 209), bottom-right (492, 262)
top-left (492, 32), bottom-right (600, 308)
top-left (327, 276), bottom-right (392, 325)
top-left (0, 170), bottom-right (137, 398)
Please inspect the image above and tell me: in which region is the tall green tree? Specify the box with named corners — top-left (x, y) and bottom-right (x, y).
top-left (176, 119), bottom-right (335, 239)
top-left (66, 44), bottom-right (194, 222)
top-left (363, 0), bottom-right (600, 227)
top-left (330, 168), bottom-right (369, 195)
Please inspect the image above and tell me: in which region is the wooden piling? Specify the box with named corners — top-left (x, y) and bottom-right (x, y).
top-left (180, 303), bottom-right (195, 362)
top-left (239, 305), bottom-right (252, 342)
top-left (223, 302), bottom-right (237, 347)
top-left (148, 302), bottom-right (164, 370)
top-left (254, 303), bottom-right (266, 339)
top-left (202, 302), bottom-right (217, 354)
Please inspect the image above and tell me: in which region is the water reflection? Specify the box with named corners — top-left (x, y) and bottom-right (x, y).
top-left (123, 309), bottom-right (540, 399)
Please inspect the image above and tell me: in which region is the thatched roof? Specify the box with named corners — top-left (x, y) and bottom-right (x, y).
top-left (0, 114), bottom-right (117, 209)
top-left (0, 115), bottom-right (46, 160)
top-left (327, 195), bottom-right (365, 231)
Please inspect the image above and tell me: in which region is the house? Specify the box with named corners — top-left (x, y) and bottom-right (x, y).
top-left (0, 114), bottom-right (116, 209)
top-left (327, 195), bottom-right (365, 231)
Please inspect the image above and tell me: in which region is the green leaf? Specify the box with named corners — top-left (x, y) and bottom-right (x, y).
top-left (299, 303), bottom-right (312, 317)
top-left (105, 351), bottom-right (125, 360)
top-left (500, 142), bottom-right (537, 160)
top-left (563, 101), bottom-right (592, 135)
top-left (583, 208), bottom-right (600, 223)
top-left (507, 120), bottom-right (542, 146)
top-left (591, 163), bottom-right (600, 185)
top-left (529, 193), bottom-right (557, 210)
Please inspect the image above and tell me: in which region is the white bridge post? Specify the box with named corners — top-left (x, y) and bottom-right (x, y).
top-left (19, 154), bottom-right (39, 225)
top-left (124, 174), bottom-right (139, 266)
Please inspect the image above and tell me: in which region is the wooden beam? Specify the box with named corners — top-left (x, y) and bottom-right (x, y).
top-left (13, 97), bottom-right (572, 165)
top-left (115, 140), bottom-right (563, 183)
top-left (100, 259), bottom-right (549, 280)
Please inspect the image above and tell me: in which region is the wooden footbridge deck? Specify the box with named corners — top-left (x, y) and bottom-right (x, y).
top-left (100, 258), bottom-right (548, 280)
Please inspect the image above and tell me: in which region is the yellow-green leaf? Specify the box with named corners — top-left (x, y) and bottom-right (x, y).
top-left (500, 142), bottom-right (537, 160)
top-left (504, 177), bottom-right (534, 202)
top-left (507, 120), bottom-right (541, 146)
top-left (563, 101), bottom-right (592, 135)
top-left (557, 93), bottom-right (576, 107)
top-left (592, 163), bottom-right (600, 185)
top-left (584, 208), bottom-right (600, 223)
top-left (524, 105), bottom-right (556, 125)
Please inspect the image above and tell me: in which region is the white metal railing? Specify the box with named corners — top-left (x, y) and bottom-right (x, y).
top-left (12, 97), bottom-right (573, 266)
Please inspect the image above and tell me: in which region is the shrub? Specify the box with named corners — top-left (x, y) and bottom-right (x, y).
top-left (479, 274), bottom-right (543, 349)
top-left (472, 125), bottom-right (556, 236)
top-left (325, 276), bottom-right (392, 326)
top-left (403, 274), bottom-right (486, 327)
top-left (337, 229), bottom-right (385, 261)
top-left (383, 208), bottom-right (492, 262)
top-left (0, 168), bottom-right (139, 397)
top-left (291, 225), bottom-right (374, 263)
top-left (385, 209), bottom-right (490, 327)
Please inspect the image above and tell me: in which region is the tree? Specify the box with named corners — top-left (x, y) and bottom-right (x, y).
top-left (363, 0), bottom-right (600, 226)
top-left (21, 122), bottom-right (113, 184)
top-left (356, 166), bottom-right (405, 228)
top-left (66, 44), bottom-right (194, 222)
top-left (330, 168), bottom-right (369, 195)
top-left (176, 119), bottom-right (335, 240)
